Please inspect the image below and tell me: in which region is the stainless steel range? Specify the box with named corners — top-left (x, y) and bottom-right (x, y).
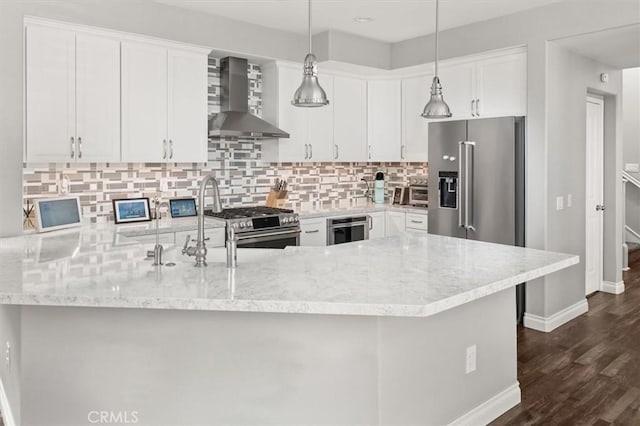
top-left (205, 206), bottom-right (300, 250)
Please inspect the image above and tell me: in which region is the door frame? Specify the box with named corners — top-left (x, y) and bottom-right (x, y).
top-left (585, 94), bottom-right (605, 295)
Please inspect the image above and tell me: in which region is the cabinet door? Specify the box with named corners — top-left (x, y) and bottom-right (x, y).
top-left (476, 52), bottom-right (527, 117)
top-left (368, 212), bottom-right (386, 240)
top-left (75, 34), bottom-right (121, 162)
top-left (122, 41), bottom-right (168, 162)
top-left (385, 211), bottom-right (406, 237)
top-left (299, 218), bottom-right (327, 246)
top-left (367, 80), bottom-right (402, 162)
top-left (168, 49), bottom-right (208, 163)
top-left (438, 62), bottom-right (476, 119)
top-left (306, 75), bottom-right (334, 162)
top-left (333, 76), bottom-right (367, 162)
top-left (276, 67), bottom-right (309, 162)
top-left (25, 25), bottom-right (76, 163)
top-left (402, 75), bottom-right (432, 162)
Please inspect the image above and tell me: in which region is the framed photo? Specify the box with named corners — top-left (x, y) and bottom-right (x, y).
top-left (34, 196), bottom-right (83, 233)
top-left (169, 198), bottom-right (197, 218)
top-left (112, 198), bottom-right (152, 224)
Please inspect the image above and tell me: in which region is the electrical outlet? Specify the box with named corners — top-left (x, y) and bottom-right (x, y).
top-left (465, 345), bottom-right (477, 374)
top-left (556, 196), bottom-right (564, 211)
top-left (160, 178), bottom-right (169, 193)
top-left (5, 341), bottom-right (11, 372)
top-left (567, 194), bottom-right (572, 208)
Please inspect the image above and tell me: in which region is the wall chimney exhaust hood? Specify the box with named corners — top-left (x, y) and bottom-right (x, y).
top-left (209, 57), bottom-right (289, 140)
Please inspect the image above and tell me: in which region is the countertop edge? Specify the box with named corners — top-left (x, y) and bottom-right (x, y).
top-left (0, 255), bottom-right (579, 318)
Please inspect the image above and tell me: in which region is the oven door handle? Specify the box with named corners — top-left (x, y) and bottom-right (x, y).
top-left (327, 222), bottom-right (368, 230)
top-left (234, 228), bottom-right (301, 243)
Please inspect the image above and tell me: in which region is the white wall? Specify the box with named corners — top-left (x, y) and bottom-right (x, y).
top-left (623, 68), bottom-right (640, 234)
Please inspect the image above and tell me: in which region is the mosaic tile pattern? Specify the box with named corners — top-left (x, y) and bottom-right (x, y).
top-left (23, 59), bottom-right (427, 224)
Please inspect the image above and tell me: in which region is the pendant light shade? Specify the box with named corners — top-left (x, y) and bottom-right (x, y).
top-left (292, 0), bottom-right (329, 107)
top-left (422, 0), bottom-right (451, 119)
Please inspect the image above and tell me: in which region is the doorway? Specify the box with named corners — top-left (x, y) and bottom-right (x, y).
top-left (585, 95), bottom-right (605, 295)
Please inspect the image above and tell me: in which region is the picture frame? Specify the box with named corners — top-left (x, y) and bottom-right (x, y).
top-left (112, 198), bottom-right (152, 224)
top-left (34, 195), bottom-right (83, 233)
top-left (169, 198), bottom-right (198, 218)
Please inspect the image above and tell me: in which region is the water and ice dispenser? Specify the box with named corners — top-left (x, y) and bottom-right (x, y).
top-left (438, 172), bottom-right (458, 209)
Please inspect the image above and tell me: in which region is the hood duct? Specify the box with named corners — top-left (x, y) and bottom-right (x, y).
top-left (208, 56), bottom-right (289, 140)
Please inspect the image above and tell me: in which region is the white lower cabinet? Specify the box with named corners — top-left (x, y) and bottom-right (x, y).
top-left (299, 218), bottom-right (327, 247)
top-left (405, 213), bottom-right (428, 231)
top-left (385, 210), bottom-right (428, 236)
top-left (385, 211), bottom-right (406, 237)
top-left (368, 212), bottom-right (386, 240)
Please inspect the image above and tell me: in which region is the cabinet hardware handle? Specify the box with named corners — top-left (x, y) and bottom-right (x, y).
top-left (334, 144), bottom-right (339, 160)
top-left (368, 145), bottom-right (372, 160)
top-left (410, 220), bottom-right (423, 224)
top-left (309, 143), bottom-right (313, 159)
top-left (70, 136), bottom-right (75, 159)
top-left (78, 137), bottom-right (82, 159)
top-left (476, 98), bottom-right (480, 116)
top-left (304, 144), bottom-right (308, 159)
top-left (401, 145), bottom-right (406, 159)
top-left (471, 99), bottom-right (476, 117)
top-left (163, 140), bottom-right (167, 159)
top-left (305, 229), bottom-right (320, 234)
top-left (169, 140), bottom-right (174, 160)
top-left (368, 215), bottom-right (373, 230)
top-left (596, 204), bottom-right (606, 211)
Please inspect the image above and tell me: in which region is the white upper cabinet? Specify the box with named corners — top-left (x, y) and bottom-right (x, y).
top-left (122, 42), bottom-right (208, 163)
top-left (26, 25), bottom-right (76, 163)
top-left (438, 61), bottom-right (477, 119)
top-left (306, 75), bottom-right (334, 162)
top-left (367, 79), bottom-right (402, 162)
top-left (167, 49), bottom-right (208, 162)
top-left (475, 51), bottom-right (527, 117)
top-left (75, 33), bottom-right (121, 162)
top-left (333, 76), bottom-right (368, 162)
top-left (262, 64), bottom-right (334, 163)
top-left (25, 18), bottom-right (209, 164)
top-left (122, 42), bottom-right (169, 162)
top-left (401, 75), bottom-right (432, 162)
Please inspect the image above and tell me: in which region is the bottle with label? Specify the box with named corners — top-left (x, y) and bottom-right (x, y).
top-left (374, 171), bottom-right (385, 204)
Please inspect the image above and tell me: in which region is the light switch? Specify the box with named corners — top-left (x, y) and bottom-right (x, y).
top-left (625, 163), bottom-right (640, 173)
top-left (556, 196), bottom-right (564, 211)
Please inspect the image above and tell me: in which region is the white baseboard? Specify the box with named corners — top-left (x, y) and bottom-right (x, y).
top-left (523, 299), bottom-right (588, 333)
top-left (0, 377), bottom-right (15, 426)
top-left (448, 382), bottom-right (521, 426)
top-left (601, 280), bottom-right (625, 295)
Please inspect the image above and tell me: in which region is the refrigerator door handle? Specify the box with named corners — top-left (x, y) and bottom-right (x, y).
top-left (458, 141), bottom-right (465, 229)
top-left (465, 141), bottom-right (476, 232)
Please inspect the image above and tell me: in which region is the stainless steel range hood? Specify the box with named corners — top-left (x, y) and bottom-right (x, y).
top-left (209, 56), bottom-right (289, 140)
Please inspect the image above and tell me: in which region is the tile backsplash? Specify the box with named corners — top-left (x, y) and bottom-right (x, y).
top-left (23, 58), bottom-right (427, 224)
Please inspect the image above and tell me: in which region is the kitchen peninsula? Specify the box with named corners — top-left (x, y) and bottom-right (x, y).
top-left (0, 225), bottom-right (577, 425)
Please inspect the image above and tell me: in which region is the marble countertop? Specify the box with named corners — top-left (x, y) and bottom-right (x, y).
top-left (0, 223), bottom-right (578, 317)
top-left (297, 202), bottom-right (428, 219)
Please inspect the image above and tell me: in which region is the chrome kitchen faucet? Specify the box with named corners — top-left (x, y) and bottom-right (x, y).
top-left (183, 175), bottom-right (223, 267)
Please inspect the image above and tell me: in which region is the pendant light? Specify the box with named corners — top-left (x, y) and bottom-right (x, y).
top-left (292, 0), bottom-right (329, 107)
top-left (421, 0), bottom-right (452, 119)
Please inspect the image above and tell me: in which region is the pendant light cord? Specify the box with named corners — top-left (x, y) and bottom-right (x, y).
top-left (308, 0), bottom-right (312, 54)
top-left (435, 0), bottom-right (439, 77)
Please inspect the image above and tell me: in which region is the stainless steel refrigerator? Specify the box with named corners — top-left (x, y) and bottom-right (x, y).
top-left (428, 116), bottom-right (526, 322)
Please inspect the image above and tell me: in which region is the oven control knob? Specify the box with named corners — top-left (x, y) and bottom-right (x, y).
top-left (232, 223), bottom-right (239, 229)
top-left (246, 221), bottom-right (252, 228)
top-left (239, 222), bottom-right (245, 228)
top-left (293, 216), bottom-right (298, 222)
top-left (282, 217), bottom-right (288, 223)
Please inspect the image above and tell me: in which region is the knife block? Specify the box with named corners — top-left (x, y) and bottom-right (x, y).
top-left (266, 189), bottom-right (287, 208)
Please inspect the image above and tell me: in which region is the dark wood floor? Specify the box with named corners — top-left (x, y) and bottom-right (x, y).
top-left (492, 255), bottom-right (640, 425)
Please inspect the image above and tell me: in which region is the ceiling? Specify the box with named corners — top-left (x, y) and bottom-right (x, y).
top-left (155, 0), bottom-right (566, 43)
top-left (553, 24), bottom-right (640, 69)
